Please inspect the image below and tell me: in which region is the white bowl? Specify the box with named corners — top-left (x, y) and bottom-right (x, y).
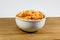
top-left (15, 16), bottom-right (46, 32)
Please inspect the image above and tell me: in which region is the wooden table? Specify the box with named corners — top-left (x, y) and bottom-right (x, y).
top-left (0, 17), bottom-right (60, 40)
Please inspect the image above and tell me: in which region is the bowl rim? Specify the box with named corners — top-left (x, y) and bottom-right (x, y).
top-left (16, 16), bottom-right (46, 22)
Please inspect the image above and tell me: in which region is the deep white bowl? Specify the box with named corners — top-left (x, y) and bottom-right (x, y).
top-left (15, 16), bottom-right (46, 32)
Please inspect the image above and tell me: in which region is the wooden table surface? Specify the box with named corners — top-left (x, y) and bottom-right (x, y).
top-left (0, 17), bottom-right (60, 40)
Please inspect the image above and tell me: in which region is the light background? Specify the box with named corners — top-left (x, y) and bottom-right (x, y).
top-left (0, 0), bottom-right (60, 17)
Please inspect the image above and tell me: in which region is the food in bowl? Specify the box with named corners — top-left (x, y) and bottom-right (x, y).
top-left (15, 9), bottom-right (46, 32)
top-left (16, 10), bottom-right (45, 21)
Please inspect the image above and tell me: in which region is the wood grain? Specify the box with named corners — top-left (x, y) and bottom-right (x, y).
top-left (0, 17), bottom-right (60, 40)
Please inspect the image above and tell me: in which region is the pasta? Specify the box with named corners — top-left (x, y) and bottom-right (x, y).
top-left (16, 10), bottom-right (45, 20)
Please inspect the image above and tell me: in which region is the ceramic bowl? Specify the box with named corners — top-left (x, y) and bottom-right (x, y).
top-left (15, 15), bottom-right (46, 32)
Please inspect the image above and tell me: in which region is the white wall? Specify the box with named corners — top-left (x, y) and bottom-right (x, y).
top-left (0, 0), bottom-right (60, 17)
